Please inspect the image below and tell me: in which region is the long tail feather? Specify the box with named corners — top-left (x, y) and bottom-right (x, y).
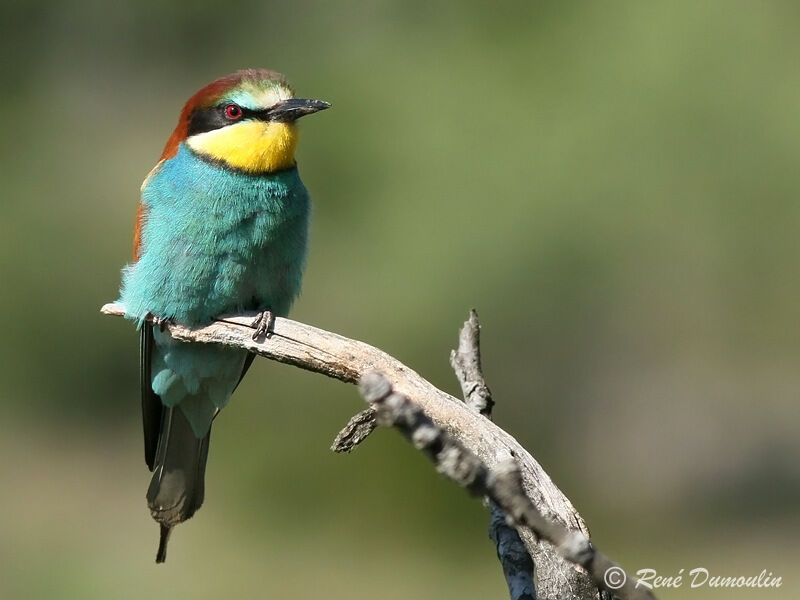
top-left (146, 406), bottom-right (210, 563)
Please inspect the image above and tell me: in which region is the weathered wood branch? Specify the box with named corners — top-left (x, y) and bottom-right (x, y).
top-left (450, 309), bottom-right (494, 416)
top-left (450, 310), bottom-right (535, 600)
top-left (490, 505), bottom-right (537, 600)
top-left (330, 408), bottom-right (377, 453)
top-left (334, 310), bottom-right (535, 598)
top-left (101, 302), bottom-right (645, 599)
top-left (359, 372), bottom-right (655, 600)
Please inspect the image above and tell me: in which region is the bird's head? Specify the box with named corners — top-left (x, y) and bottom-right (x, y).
top-left (161, 69), bottom-right (329, 174)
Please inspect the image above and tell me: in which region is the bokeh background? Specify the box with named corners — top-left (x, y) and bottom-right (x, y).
top-left (1, 1), bottom-right (798, 598)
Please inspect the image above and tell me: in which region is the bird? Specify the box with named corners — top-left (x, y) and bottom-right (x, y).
top-left (117, 69), bottom-right (329, 563)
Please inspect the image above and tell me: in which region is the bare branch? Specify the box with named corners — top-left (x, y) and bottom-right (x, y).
top-left (330, 408), bottom-right (377, 453)
top-left (450, 310), bottom-right (535, 600)
top-left (450, 309), bottom-right (494, 416)
top-left (490, 507), bottom-right (537, 600)
top-left (359, 372), bottom-right (656, 600)
top-left (102, 302), bottom-right (612, 598)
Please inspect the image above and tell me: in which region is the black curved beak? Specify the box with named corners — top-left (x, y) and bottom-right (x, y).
top-left (264, 98), bottom-right (330, 122)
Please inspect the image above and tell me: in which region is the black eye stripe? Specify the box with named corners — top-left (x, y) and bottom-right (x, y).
top-left (187, 106), bottom-right (230, 136)
top-left (187, 105), bottom-right (274, 137)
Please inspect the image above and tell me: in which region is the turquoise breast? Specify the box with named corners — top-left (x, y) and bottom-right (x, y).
top-left (119, 143), bottom-right (311, 436)
top-left (120, 143), bottom-right (311, 325)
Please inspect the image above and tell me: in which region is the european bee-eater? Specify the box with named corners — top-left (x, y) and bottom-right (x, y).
top-left (117, 69), bottom-right (328, 562)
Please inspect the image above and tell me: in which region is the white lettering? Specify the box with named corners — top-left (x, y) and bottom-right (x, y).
top-left (631, 567), bottom-right (782, 590)
top-left (689, 567), bottom-right (709, 588)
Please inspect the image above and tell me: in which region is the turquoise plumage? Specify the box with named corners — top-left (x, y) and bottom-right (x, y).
top-left (120, 145), bottom-right (311, 435)
top-left (122, 146), bottom-right (310, 326)
top-left (116, 69), bottom-right (328, 562)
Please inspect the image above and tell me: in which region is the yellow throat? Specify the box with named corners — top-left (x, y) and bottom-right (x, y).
top-left (187, 120), bottom-right (298, 173)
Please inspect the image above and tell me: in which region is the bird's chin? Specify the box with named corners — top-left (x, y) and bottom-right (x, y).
top-left (187, 120), bottom-right (298, 174)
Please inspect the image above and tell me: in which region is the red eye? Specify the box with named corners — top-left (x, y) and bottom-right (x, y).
top-left (225, 104), bottom-right (242, 119)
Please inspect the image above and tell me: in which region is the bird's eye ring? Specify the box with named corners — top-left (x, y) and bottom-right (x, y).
top-left (224, 104), bottom-right (242, 119)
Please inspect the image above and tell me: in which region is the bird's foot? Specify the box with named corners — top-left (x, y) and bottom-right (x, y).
top-left (149, 314), bottom-right (175, 332)
top-left (250, 309), bottom-right (274, 340)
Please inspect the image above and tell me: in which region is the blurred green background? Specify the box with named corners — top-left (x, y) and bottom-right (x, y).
top-left (1, 1), bottom-right (798, 598)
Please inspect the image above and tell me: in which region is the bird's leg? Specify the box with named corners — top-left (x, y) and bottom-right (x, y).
top-left (149, 314), bottom-right (175, 332)
top-left (250, 308), bottom-right (274, 340)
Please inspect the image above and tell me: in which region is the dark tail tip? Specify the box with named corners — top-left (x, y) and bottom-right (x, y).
top-left (155, 524), bottom-right (172, 563)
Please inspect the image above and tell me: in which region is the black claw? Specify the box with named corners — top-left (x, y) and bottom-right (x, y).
top-left (250, 309), bottom-right (274, 340)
